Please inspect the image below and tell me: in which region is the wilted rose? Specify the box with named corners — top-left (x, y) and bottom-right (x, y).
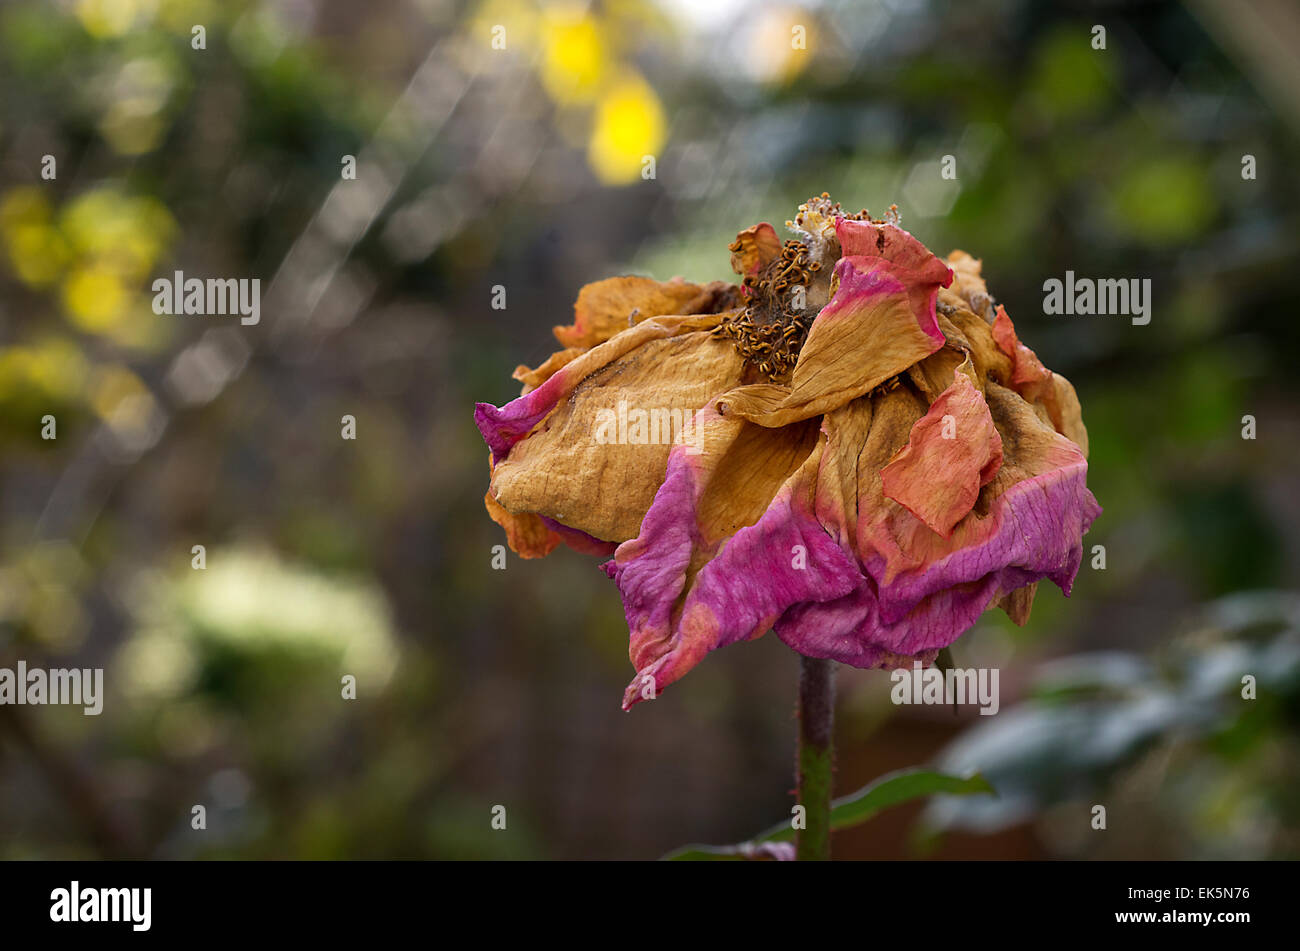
top-left (477, 195), bottom-right (1101, 709)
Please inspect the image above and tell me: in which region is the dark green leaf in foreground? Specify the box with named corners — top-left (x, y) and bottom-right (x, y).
top-left (663, 768), bottom-right (995, 860)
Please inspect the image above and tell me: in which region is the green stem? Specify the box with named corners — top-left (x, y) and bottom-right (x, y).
top-left (796, 655), bottom-right (834, 861)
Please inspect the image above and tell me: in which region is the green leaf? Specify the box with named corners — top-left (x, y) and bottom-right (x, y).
top-left (661, 768), bottom-right (995, 859)
top-left (827, 768), bottom-right (995, 833)
top-left (661, 845), bottom-right (755, 862)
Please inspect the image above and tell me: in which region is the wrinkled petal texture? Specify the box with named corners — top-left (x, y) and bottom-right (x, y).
top-left (484, 487), bottom-right (561, 559)
top-left (992, 304), bottom-right (1052, 403)
top-left (608, 359), bottom-right (1099, 707)
top-left (483, 318), bottom-right (748, 543)
top-left (475, 210), bottom-right (1101, 709)
top-left (604, 402), bottom-right (833, 708)
top-left (784, 384), bottom-right (1100, 664)
top-left (475, 312), bottom-right (726, 464)
top-left (484, 466), bottom-right (616, 558)
top-left (513, 347), bottom-right (583, 394)
top-left (991, 304), bottom-right (1089, 456)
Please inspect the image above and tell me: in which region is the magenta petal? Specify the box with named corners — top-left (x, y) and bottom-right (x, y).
top-left (474, 368), bottom-right (571, 463)
top-left (780, 394), bottom-right (1101, 663)
top-left (777, 569), bottom-right (1016, 664)
top-left (852, 456), bottom-right (1100, 656)
top-left (607, 441), bottom-right (855, 710)
top-left (778, 465), bottom-right (1097, 661)
top-left (776, 588), bottom-right (941, 670)
top-left (835, 218), bottom-right (955, 288)
top-left (609, 410), bottom-right (1101, 699)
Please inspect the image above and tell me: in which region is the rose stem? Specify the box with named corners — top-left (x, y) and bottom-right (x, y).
top-left (796, 655), bottom-right (835, 861)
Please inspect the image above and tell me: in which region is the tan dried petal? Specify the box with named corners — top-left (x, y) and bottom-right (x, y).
top-left (997, 583), bottom-right (1038, 625)
top-left (513, 347), bottom-right (584, 394)
top-left (553, 276), bottom-right (739, 350)
top-left (491, 329), bottom-right (748, 542)
top-left (946, 250), bottom-right (994, 319)
top-left (938, 307), bottom-right (1014, 387)
top-left (1040, 372), bottom-right (1089, 457)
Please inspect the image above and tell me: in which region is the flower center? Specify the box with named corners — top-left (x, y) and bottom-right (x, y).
top-left (714, 239), bottom-right (822, 380)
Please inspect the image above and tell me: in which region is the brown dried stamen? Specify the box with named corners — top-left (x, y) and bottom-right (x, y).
top-left (866, 373), bottom-right (905, 399)
top-left (714, 239), bottom-right (822, 380)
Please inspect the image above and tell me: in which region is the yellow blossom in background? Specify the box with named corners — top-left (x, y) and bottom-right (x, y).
top-left (587, 72), bottom-right (664, 185)
top-left (60, 187), bottom-right (175, 280)
top-left (540, 6), bottom-right (608, 105)
top-left (0, 339), bottom-right (88, 406)
top-left (50, 187), bottom-right (176, 346)
top-left (0, 188), bottom-right (68, 288)
top-left (75, 0), bottom-right (158, 38)
top-left (62, 262), bottom-right (129, 332)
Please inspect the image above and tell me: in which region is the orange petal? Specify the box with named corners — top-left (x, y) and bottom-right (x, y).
top-left (880, 363), bottom-right (1003, 538)
top-left (856, 382), bottom-right (1098, 602)
top-left (1040, 372), bottom-right (1089, 457)
top-left (729, 222), bottom-right (782, 278)
top-left (906, 343), bottom-right (973, 405)
top-left (483, 490), bottom-right (561, 559)
top-left (939, 306), bottom-right (1013, 386)
top-left (991, 305), bottom-right (1052, 403)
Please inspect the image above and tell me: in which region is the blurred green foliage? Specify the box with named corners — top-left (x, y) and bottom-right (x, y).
top-left (927, 592), bottom-right (1300, 859)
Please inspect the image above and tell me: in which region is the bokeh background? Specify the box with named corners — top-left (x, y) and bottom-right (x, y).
top-left (1, 0), bottom-right (1298, 860)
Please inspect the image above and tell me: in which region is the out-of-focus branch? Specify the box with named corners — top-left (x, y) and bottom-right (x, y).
top-left (0, 703), bottom-right (141, 859)
top-left (1186, 0), bottom-right (1300, 134)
